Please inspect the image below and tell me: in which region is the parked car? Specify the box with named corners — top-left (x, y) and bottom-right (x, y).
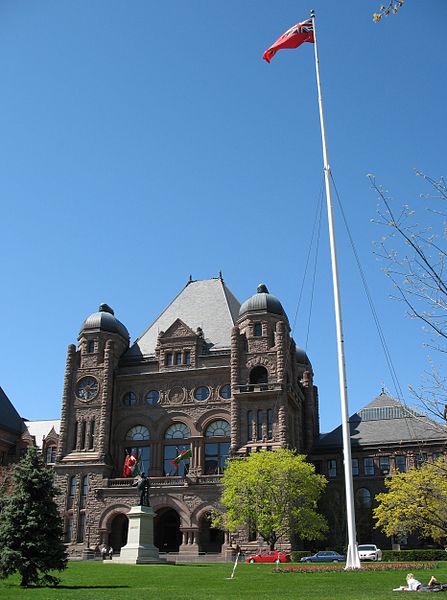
top-left (245, 550), bottom-right (291, 564)
top-left (358, 544), bottom-right (383, 561)
top-left (300, 551), bottom-right (346, 563)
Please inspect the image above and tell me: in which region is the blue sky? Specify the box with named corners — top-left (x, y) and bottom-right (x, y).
top-left (0, 1), bottom-right (446, 433)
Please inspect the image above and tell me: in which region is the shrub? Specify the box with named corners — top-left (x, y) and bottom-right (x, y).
top-left (290, 551), bottom-right (311, 562)
top-left (382, 549), bottom-right (447, 562)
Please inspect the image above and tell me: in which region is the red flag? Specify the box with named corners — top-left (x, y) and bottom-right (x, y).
top-left (263, 19), bottom-right (314, 63)
top-left (123, 451), bottom-right (137, 477)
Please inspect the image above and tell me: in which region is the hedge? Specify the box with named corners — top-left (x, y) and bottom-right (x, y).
top-left (290, 551), bottom-right (314, 562)
top-left (382, 550), bottom-right (447, 562)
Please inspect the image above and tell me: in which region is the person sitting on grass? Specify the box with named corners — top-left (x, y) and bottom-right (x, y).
top-left (393, 574), bottom-right (446, 592)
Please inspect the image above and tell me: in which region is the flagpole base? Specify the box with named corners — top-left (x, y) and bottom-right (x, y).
top-left (344, 542), bottom-right (361, 570)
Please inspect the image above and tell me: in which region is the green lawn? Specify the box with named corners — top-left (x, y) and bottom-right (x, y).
top-left (1, 561), bottom-right (447, 600)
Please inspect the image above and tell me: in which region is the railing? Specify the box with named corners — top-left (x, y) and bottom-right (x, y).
top-left (106, 476), bottom-right (187, 488)
top-left (234, 383), bottom-right (282, 393)
top-left (197, 475), bottom-right (222, 484)
top-left (106, 475), bottom-right (222, 488)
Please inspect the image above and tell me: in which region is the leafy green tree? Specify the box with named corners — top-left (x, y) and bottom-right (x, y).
top-left (374, 459), bottom-right (447, 542)
top-left (0, 447), bottom-right (67, 587)
top-left (216, 449), bottom-right (327, 550)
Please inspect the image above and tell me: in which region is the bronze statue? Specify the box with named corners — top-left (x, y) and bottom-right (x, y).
top-left (132, 472), bottom-right (150, 506)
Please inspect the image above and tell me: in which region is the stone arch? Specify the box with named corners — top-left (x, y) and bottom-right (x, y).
top-left (98, 503), bottom-right (131, 531)
top-left (195, 409), bottom-right (230, 434)
top-left (156, 412), bottom-right (198, 437)
top-left (113, 414), bottom-right (154, 442)
top-left (151, 493), bottom-right (190, 527)
top-left (249, 365), bottom-right (269, 385)
top-left (151, 494), bottom-right (187, 553)
top-left (194, 505), bottom-right (225, 554)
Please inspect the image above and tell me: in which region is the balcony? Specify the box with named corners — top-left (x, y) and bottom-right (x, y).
top-left (234, 383), bottom-right (282, 394)
top-left (105, 474), bottom-right (222, 489)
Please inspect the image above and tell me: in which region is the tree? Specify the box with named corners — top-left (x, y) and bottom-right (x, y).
top-left (215, 449), bottom-right (327, 550)
top-left (0, 447), bottom-right (67, 587)
top-left (373, 458), bottom-right (447, 542)
top-left (371, 173), bottom-right (447, 423)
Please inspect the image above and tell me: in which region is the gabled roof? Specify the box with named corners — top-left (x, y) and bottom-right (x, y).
top-left (315, 392), bottom-right (447, 450)
top-left (125, 278), bottom-right (240, 358)
top-left (25, 420), bottom-right (61, 449)
top-left (0, 386), bottom-right (26, 435)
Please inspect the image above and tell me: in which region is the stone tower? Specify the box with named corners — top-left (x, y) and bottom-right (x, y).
top-left (55, 303), bottom-right (129, 548)
top-left (230, 284), bottom-right (318, 454)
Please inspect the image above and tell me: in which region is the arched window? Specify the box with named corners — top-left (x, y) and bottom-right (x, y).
top-left (249, 365), bottom-right (268, 385)
top-left (205, 420), bottom-right (230, 437)
top-left (65, 516), bottom-right (73, 543)
top-left (77, 512), bottom-right (86, 543)
top-left (163, 423), bottom-right (191, 476)
top-left (45, 445), bottom-right (57, 464)
top-left (126, 425), bottom-right (150, 441)
top-left (67, 475), bottom-right (76, 509)
top-left (205, 420), bottom-right (230, 475)
top-left (81, 475), bottom-right (88, 496)
top-left (89, 419), bottom-right (95, 450)
top-left (125, 426), bottom-right (151, 475)
top-left (164, 423), bottom-right (191, 439)
top-left (357, 487), bottom-right (372, 509)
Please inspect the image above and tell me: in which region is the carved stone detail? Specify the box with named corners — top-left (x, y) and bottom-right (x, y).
top-left (167, 386), bottom-right (186, 404)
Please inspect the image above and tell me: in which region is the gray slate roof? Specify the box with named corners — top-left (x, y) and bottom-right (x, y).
top-left (126, 278), bottom-right (240, 358)
top-left (25, 420), bottom-right (61, 449)
top-left (315, 392), bottom-right (447, 450)
top-left (0, 386), bottom-right (26, 435)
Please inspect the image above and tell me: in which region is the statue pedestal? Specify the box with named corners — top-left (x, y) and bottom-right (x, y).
top-left (112, 505), bottom-right (165, 564)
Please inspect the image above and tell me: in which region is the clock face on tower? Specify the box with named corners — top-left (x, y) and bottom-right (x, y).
top-left (76, 376), bottom-right (99, 401)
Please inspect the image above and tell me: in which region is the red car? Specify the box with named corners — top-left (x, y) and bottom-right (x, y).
top-left (245, 550), bottom-right (291, 564)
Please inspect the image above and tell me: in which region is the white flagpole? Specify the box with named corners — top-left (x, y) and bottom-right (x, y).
top-left (310, 9), bottom-right (360, 570)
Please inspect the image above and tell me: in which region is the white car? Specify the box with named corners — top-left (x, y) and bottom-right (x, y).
top-left (358, 544), bottom-right (382, 561)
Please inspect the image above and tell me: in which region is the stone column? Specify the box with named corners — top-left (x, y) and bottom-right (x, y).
top-left (230, 326), bottom-right (240, 451)
top-left (57, 344), bottom-right (76, 461)
top-left (179, 528), bottom-right (199, 556)
top-left (98, 339), bottom-right (113, 462)
top-left (276, 321), bottom-right (286, 384)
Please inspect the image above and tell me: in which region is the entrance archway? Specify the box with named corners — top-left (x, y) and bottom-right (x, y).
top-left (198, 512), bottom-right (224, 553)
top-left (109, 513), bottom-right (129, 552)
top-left (154, 508), bottom-right (181, 552)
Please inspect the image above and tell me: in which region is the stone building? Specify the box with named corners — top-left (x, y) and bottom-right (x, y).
top-left (54, 276), bottom-right (319, 558)
top-left (311, 392), bottom-right (447, 550)
top-left (0, 386), bottom-right (28, 468)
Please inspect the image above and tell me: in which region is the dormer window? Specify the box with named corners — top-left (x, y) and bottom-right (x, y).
top-left (254, 323), bottom-right (262, 337)
top-left (165, 353), bottom-right (173, 366)
top-left (175, 352), bottom-right (182, 365)
top-left (184, 351), bottom-right (191, 365)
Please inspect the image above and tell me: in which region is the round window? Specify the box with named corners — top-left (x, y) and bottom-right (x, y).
top-left (194, 386), bottom-right (210, 401)
top-left (123, 391), bottom-right (137, 407)
top-left (219, 384), bottom-right (231, 399)
top-left (146, 390), bottom-right (159, 406)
